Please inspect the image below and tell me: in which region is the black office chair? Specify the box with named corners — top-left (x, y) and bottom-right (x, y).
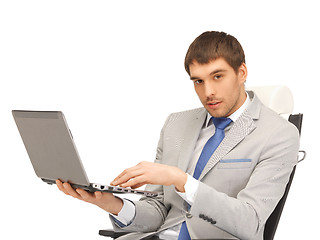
top-left (249, 86), bottom-right (305, 240)
top-left (99, 86), bottom-right (306, 240)
top-left (263, 113), bottom-right (304, 240)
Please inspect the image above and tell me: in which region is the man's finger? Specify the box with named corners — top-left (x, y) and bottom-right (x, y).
top-left (111, 169), bottom-right (143, 186)
top-left (76, 188), bottom-right (94, 202)
top-left (128, 183), bottom-right (145, 189)
top-left (120, 175), bottom-right (146, 188)
top-left (56, 179), bottom-right (70, 195)
top-left (111, 166), bottom-right (138, 184)
top-left (63, 182), bottom-right (82, 200)
top-left (94, 191), bottom-right (103, 200)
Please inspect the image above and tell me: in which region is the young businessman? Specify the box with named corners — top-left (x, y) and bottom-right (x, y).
top-left (57, 31), bottom-right (299, 239)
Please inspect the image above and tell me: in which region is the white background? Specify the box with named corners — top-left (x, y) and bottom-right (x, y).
top-left (0, 1), bottom-right (318, 239)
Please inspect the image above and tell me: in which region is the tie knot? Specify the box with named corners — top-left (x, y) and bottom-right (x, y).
top-left (212, 117), bottom-right (232, 130)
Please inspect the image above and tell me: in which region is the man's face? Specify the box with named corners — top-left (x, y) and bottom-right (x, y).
top-left (189, 58), bottom-right (247, 118)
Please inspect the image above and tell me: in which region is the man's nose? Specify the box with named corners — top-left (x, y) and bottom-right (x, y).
top-left (204, 81), bottom-right (217, 97)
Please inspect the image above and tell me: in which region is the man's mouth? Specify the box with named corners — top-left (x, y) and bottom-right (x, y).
top-left (207, 101), bottom-right (222, 109)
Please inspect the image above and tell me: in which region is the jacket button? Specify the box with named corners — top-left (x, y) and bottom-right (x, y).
top-left (209, 219), bottom-right (216, 224)
top-left (186, 213), bottom-right (193, 218)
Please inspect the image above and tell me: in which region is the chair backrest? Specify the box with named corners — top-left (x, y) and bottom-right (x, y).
top-left (247, 85), bottom-right (302, 240)
top-left (247, 85), bottom-right (294, 116)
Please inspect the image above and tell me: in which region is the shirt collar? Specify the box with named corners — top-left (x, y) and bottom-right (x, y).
top-left (205, 92), bottom-right (251, 127)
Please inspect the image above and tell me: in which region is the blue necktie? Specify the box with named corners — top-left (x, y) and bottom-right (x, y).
top-left (178, 117), bottom-right (232, 240)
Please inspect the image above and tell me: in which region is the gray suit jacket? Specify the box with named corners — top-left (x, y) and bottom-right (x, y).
top-left (111, 91), bottom-right (300, 240)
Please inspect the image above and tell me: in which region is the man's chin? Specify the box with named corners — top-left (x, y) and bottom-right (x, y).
top-left (206, 108), bottom-right (226, 118)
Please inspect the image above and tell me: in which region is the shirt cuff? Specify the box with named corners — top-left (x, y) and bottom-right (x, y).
top-left (175, 174), bottom-right (199, 206)
top-left (110, 198), bottom-right (136, 226)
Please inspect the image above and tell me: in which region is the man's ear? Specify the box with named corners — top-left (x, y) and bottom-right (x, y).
top-left (238, 63), bottom-right (248, 84)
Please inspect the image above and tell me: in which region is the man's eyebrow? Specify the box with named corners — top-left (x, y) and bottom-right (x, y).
top-left (190, 69), bottom-right (227, 80)
top-left (190, 76), bottom-right (199, 80)
top-left (209, 69), bottom-right (227, 75)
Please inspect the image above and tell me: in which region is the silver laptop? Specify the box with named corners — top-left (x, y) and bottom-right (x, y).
top-left (12, 110), bottom-right (158, 197)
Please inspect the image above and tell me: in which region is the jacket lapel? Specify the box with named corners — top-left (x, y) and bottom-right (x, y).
top-left (177, 109), bottom-right (207, 172)
top-left (199, 91), bottom-right (261, 180)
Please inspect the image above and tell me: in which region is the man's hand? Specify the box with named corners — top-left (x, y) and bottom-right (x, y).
top-left (56, 180), bottom-right (123, 215)
top-left (110, 161), bottom-right (188, 192)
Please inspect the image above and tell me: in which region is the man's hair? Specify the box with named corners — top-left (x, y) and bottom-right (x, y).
top-left (184, 31), bottom-right (246, 75)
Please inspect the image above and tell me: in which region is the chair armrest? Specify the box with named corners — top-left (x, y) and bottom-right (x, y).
top-left (298, 150), bottom-right (306, 163)
top-left (99, 229), bottom-right (130, 238)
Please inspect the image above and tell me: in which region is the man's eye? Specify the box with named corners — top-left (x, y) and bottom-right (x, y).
top-left (214, 75), bottom-right (222, 80)
top-left (194, 80), bottom-right (203, 85)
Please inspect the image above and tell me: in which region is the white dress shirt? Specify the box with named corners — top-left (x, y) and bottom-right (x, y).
top-left (112, 93), bottom-right (251, 239)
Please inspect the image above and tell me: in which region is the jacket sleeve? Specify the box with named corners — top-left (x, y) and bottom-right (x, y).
top-left (110, 114), bottom-right (173, 233)
top-left (189, 121), bottom-right (300, 239)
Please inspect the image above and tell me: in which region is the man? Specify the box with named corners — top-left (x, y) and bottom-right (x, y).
top-left (57, 31), bottom-right (299, 239)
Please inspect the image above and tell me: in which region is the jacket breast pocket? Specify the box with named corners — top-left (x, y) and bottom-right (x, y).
top-left (217, 159), bottom-right (252, 169)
